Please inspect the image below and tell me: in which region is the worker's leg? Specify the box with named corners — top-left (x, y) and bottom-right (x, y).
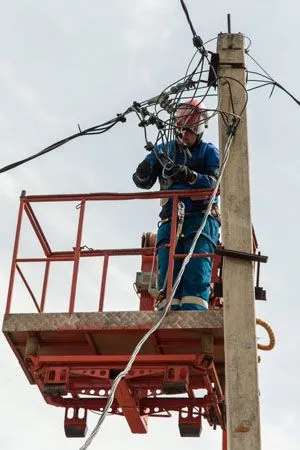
top-left (180, 214), bottom-right (220, 311)
top-left (156, 221), bottom-right (182, 311)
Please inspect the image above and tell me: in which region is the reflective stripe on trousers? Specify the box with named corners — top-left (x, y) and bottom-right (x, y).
top-left (156, 298), bottom-right (180, 311)
top-left (157, 296), bottom-right (208, 312)
top-left (181, 296), bottom-right (208, 310)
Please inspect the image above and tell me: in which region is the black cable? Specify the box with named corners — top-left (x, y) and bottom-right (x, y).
top-left (180, 0), bottom-right (197, 38)
top-left (247, 51), bottom-right (300, 106)
top-left (0, 109), bottom-right (131, 174)
top-left (244, 35), bottom-right (252, 51)
top-left (0, 131), bottom-right (82, 174)
top-left (246, 70), bottom-right (273, 81)
top-left (1, 28), bottom-right (247, 177)
top-left (184, 49), bottom-right (199, 79)
top-left (132, 104), bottom-right (151, 147)
top-left (247, 82), bottom-right (274, 93)
top-left (179, 0), bottom-right (207, 55)
top-left (246, 50), bottom-right (273, 81)
top-left (147, 46), bottom-right (219, 161)
top-left (271, 81), bottom-right (300, 106)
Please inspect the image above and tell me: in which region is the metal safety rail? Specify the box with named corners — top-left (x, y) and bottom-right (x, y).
top-left (2, 189), bottom-right (266, 444)
top-left (5, 188), bottom-right (219, 314)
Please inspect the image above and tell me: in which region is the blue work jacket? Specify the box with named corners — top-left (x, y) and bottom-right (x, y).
top-left (133, 139), bottom-right (219, 219)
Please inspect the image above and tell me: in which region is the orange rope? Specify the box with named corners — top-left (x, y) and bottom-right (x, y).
top-left (256, 318), bottom-right (275, 351)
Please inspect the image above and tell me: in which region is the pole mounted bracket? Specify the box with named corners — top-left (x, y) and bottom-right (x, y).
top-left (215, 247), bottom-right (268, 263)
top-left (208, 53), bottom-right (220, 88)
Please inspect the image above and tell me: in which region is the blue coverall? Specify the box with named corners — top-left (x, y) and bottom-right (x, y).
top-left (133, 139), bottom-right (220, 311)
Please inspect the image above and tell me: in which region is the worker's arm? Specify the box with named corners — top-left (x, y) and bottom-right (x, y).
top-left (176, 143), bottom-right (219, 189)
top-left (132, 151), bottom-right (161, 190)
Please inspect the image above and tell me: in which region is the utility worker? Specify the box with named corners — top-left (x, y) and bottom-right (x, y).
top-left (133, 99), bottom-right (220, 311)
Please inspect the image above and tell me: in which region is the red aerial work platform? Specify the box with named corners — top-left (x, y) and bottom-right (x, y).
top-left (2, 189), bottom-right (265, 446)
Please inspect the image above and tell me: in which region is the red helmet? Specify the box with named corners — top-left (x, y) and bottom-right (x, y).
top-left (175, 99), bottom-right (207, 137)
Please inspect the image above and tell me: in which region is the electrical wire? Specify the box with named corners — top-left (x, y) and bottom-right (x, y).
top-left (0, 109), bottom-right (131, 174)
top-left (0, 14), bottom-right (214, 177)
top-left (179, 0), bottom-right (198, 39)
top-left (6, 7), bottom-right (260, 449)
top-left (246, 51), bottom-right (300, 106)
top-left (2, 33), bottom-right (299, 177)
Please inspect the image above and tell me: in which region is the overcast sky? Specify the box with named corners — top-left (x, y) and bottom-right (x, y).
top-left (1, 1), bottom-right (299, 449)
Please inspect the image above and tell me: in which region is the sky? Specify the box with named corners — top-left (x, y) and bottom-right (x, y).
top-left (0, 1), bottom-right (300, 449)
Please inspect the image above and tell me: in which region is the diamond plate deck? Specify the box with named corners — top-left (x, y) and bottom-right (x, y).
top-left (3, 310), bottom-right (223, 332)
top-left (3, 310), bottom-right (225, 384)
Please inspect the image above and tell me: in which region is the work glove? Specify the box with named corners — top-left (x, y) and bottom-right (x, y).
top-left (171, 165), bottom-right (197, 184)
top-left (136, 159), bottom-right (152, 179)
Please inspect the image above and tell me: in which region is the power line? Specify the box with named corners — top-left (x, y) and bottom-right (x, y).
top-left (0, 110), bottom-right (130, 174)
top-left (246, 50), bottom-right (300, 106)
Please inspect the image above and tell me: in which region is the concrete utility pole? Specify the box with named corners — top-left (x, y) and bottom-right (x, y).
top-left (217, 33), bottom-right (261, 450)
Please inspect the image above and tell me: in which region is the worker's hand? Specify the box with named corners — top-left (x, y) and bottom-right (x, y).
top-left (171, 165), bottom-right (197, 184)
top-left (136, 160), bottom-right (152, 179)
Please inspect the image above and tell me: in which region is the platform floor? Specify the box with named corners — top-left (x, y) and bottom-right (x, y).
top-left (3, 310), bottom-right (224, 382)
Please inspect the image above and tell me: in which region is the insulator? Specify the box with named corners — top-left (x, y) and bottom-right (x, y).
top-left (155, 119), bottom-right (165, 130)
top-left (138, 120), bottom-right (148, 127)
top-left (141, 107), bottom-right (150, 117)
top-left (158, 92), bottom-right (169, 104)
top-left (148, 115), bottom-right (156, 125)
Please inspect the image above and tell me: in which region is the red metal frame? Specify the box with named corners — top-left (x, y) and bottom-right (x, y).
top-left (5, 189), bottom-right (220, 314)
top-left (4, 189), bottom-right (229, 441)
top-left (30, 353), bottom-right (225, 433)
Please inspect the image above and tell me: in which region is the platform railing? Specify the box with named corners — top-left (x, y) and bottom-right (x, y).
top-left (5, 189), bottom-right (217, 315)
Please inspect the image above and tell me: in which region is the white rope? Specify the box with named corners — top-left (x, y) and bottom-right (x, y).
top-left (159, 131), bottom-right (234, 303)
top-left (78, 129), bottom-right (236, 450)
